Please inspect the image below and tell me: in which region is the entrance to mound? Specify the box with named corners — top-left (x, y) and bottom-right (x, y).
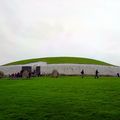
top-left (22, 66), bottom-right (32, 73)
top-left (36, 66), bottom-right (41, 75)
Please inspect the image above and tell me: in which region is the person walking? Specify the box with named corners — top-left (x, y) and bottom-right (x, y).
top-left (95, 69), bottom-right (99, 79)
top-left (117, 73), bottom-right (120, 77)
top-left (81, 69), bottom-right (84, 78)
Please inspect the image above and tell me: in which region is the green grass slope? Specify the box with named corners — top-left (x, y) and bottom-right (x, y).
top-left (0, 76), bottom-right (120, 120)
top-left (4, 57), bottom-right (113, 66)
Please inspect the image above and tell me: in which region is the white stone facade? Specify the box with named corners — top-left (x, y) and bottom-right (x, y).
top-left (0, 65), bottom-right (22, 75)
top-left (0, 62), bottom-right (120, 76)
top-left (41, 64), bottom-right (120, 76)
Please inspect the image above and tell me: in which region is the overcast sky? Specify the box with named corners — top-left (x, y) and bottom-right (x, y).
top-left (0, 0), bottom-right (120, 65)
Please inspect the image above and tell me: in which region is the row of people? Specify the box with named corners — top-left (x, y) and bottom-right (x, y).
top-left (9, 70), bottom-right (120, 79)
top-left (9, 70), bottom-right (41, 79)
top-left (9, 72), bottom-right (22, 78)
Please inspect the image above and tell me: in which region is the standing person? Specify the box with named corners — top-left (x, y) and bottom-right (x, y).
top-left (117, 73), bottom-right (120, 77)
top-left (38, 72), bottom-right (41, 77)
top-left (81, 69), bottom-right (84, 78)
top-left (28, 72), bottom-right (31, 78)
top-left (95, 69), bottom-right (99, 79)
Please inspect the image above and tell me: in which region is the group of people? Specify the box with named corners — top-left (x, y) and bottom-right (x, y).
top-left (9, 69), bottom-right (120, 79)
top-left (9, 70), bottom-right (41, 79)
top-left (9, 72), bottom-right (22, 78)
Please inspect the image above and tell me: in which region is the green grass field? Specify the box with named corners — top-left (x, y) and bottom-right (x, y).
top-left (0, 76), bottom-right (120, 120)
top-left (4, 57), bottom-right (113, 66)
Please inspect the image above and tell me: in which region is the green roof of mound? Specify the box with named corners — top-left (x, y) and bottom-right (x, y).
top-left (4, 57), bottom-right (113, 66)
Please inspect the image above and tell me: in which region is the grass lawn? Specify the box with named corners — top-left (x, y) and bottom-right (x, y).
top-left (4, 57), bottom-right (112, 66)
top-left (0, 76), bottom-right (120, 120)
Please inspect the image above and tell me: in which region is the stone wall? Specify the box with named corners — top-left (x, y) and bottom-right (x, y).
top-left (41, 64), bottom-right (120, 76)
top-left (0, 62), bottom-right (47, 75)
top-left (0, 65), bottom-right (22, 75)
top-left (0, 63), bottom-right (120, 76)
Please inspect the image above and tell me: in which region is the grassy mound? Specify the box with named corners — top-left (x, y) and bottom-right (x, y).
top-left (0, 76), bottom-right (120, 120)
top-left (4, 57), bottom-right (112, 66)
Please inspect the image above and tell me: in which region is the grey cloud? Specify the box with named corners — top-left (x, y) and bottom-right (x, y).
top-left (0, 0), bottom-right (120, 65)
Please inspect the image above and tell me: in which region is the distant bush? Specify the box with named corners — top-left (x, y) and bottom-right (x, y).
top-left (22, 70), bottom-right (29, 78)
top-left (51, 70), bottom-right (59, 78)
top-left (0, 71), bottom-right (4, 78)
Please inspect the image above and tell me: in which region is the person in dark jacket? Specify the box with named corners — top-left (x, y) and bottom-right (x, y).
top-left (95, 69), bottom-right (99, 79)
top-left (81, 69), bottom-right (84, 78)
top-left (28, 72), bottom-right (31, 78)
top-left (117, 73), bottom-right (120, 77)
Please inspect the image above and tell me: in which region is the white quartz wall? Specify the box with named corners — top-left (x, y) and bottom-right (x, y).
top-left (41, 64), bottom-right (120, 76)
top-left (0, 65), bottom-right (22, 75)
top-left (0, 62), bottom-right (47, 75)
top-left (0, 63), bottom-right (120, 76)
